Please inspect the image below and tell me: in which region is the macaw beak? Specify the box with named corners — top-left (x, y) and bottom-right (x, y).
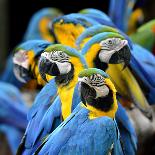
top-left (13, 64), bottom-right (31, 83)
top-left (39, 57), bottom-right (60, 82)
top-left (109, 45), bottom-right (131, 69)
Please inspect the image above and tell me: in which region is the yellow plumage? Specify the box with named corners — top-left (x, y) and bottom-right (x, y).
top-left (39, 17), bottom-right (55, 42)
top-left (57, 57), bottom-right (85, 120)
top-left (53, 22), bottom-right (85, 48)
top-left (106, 64), bottom-right (150, 110)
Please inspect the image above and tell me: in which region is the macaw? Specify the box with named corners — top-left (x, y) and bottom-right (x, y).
top-left (34, 68), bottom-right (126, 155)
top-left (77, 24), bottom-right (155, 105)
top-left (16, 44), bottom-right (87, 155)
top-left (52, 13), bottom-right (99, 48)
top-left (109, 0), bottom-right (137, 32)
top-left (12, 40), bottom-right (51, 89)
top-left (130, 19), bottom-right (155, 54)
top-left (0, 8), bottom-right (61, 87)
top-left (0, 82), bottom-right (28, 155)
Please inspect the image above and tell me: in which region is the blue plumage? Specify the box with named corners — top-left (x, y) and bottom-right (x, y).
top-left (0, 82), bottom-right (28, 155)
top-left (109, 0), bottom-right (137, 32)
top-left (130, 44), bottom-right (155, 104)
top-left (23, 8), bottom-right (62, 41)
top-left (116, 103), bottom-right (137, 155)
top-left (0, 82), bottom-right (28, 129)
top-left (79, 8), bottom-right (115, 27)
top-left (17, 79), bottom-right (57, 155)
top-left (35, 104), bottom-right (124, 155)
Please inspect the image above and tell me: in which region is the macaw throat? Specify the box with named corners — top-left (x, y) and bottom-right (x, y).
top-left (55, 64), bottom-right (74, 86)
top-left (93, 52), bottom-right (108, 71)
top-left (80, 82), bottom-right (114, 112)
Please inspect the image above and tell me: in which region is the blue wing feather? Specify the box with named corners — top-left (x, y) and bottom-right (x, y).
top-left (36, 104), bottom-right (123, 155)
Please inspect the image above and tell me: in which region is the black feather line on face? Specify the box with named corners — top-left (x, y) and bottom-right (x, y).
top-left (55, 63), bottom-right (74, 86)
top-left (93, 51), bottom-right (108, 71)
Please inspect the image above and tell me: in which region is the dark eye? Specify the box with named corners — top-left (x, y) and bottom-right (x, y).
top-left (59, 52), bottom-right (64, 57)
top-left (108, 40), bottom-right (113, 45)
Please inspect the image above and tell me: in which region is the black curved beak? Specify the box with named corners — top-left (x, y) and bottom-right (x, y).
top-left (109, 45), bottom-right (131, 69)
top-left (79, 82), bottom-right (96, 106)
top-left (39, 57), bottom-right (60, 82)
top-left (13, 64), bottom-right (31, 83)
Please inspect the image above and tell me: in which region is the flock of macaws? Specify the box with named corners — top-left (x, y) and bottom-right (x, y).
top-left (0, 0), bottom-right (155, 155)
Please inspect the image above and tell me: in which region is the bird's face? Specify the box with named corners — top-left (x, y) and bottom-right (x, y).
top-left (78, 73), bottom-right (110, 105)
top-left (98, 37), bottom-right (131, 67)
top-left (13, 49), bottom-right (34, 83)
top-left (39, 50), bottom-right (73, 82)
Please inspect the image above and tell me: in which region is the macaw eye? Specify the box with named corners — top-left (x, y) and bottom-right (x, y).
top-left (59, 52), bottom-right (63, 57)
top-left (108, 40), bottom-right (113, 45)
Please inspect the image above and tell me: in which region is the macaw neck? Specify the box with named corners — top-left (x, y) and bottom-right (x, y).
top-left (93, 52), bottom-right (108, 71)
top-left (31, 59), bottom-right (46, 86)
top-left (57, 59), bottom-right (85, 120)
top-left (55, 65), bottom-right (74, 87)
top-left (82, 90), bottom-right (118, 119)
top-left (39, 17), bottom-right (55, 42)
top-left (84, 44), bottom-right (108, 71)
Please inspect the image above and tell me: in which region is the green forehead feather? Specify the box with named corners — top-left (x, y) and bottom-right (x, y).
top-left (79, 68), bottom-right (109, 78)
top-left (81, 32), bottom-right (126, 55)
top-left (45, 44), bottom-right (80, 57)
top-left (44, 44), bottom-right (88, 68)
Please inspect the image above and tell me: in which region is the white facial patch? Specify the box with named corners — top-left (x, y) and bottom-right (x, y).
top-left (94, 85), bottom-right (109, 98)
top-left (41, 51), bottom-right (71, 75)
top-left (13, 50), bottom-right (29, 69)
top-left (13, 67), bottom-right (27, 83)
top-left (55, 61), bottom-right (72, 74)
top-left (99, 38), bottom-right (128, 63)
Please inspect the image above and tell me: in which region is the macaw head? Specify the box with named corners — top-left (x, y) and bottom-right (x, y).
top-left (79, 8), bottom-right (115, 27)
top-left (39, 44), bottom-right (87, 86)
top-left (81, 32), bottom-right (131, 70)
top-left (23, 8), bottom-right (63, 42)
top-left (78, 68), bottom-right (117, 115)
top-left (76, 24), bottom-right (133, 49)
top-left (13, 40), bottom-right (51, 84)
top-left (51, 13), bottom-right (99, 48)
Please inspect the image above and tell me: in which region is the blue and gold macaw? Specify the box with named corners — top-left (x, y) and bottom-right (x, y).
top-left (16, 44), bottom-right (87, 155)
top-left (77, 25), bottom-right (152, 117)
top-left (12, 40), bottom-right (51, 89)
top-left (109, 0), bottom-right (137, 32)
top-left (77, 24), bottom-right (155, 106)
top-left (34, 68), bottom-right (125, 155)
top-left (52, 13), bottom-right (99, 48)
top-left (0, 82), bottom-right (28, 155)
top-left (0, 8), bottom-right (61, 87)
